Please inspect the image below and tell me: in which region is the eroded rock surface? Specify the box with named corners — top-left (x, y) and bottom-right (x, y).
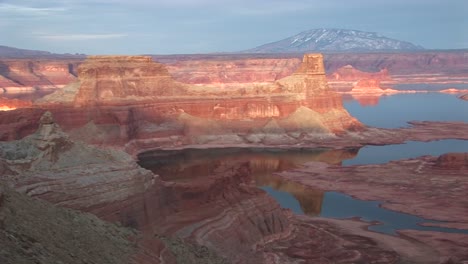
top-left (277, 153), bottom-right (468, 261)
top-left (1, 54), bottom-right (363, 152)
top-left (0, 184), bottom-right (151, 264)
top-left (0, 59), bottom-right (79, 92)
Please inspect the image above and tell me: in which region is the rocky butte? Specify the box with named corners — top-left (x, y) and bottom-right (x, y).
top-left (2, 53), bottom-right (468, 263)
top-left (0, 54), bottom-right (362, 152)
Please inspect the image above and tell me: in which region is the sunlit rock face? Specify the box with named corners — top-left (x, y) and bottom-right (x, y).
top-left (74, 56), bottom-right (187, 105)
top-left (1, 54), bottom-right (362, 151)
top-left (0, 97), bottom-right (32, 111)
top-left (0, 59), bottom-right (79, 91)
top-left (165, 57), bottom-right (302, 84)
top-left (329, 64), bottom-right (390, 82)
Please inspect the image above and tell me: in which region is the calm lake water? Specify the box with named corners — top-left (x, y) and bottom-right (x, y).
top-left (261, 187), bottom-right (468, 235)
top-left (343, 93), bottom-right (468, 128)
top-left (138, 145), bottom-right (468, 235)
top-left (344, 139), bottom-right (468, 165)
top-left (137, 91), bottom-right (468, 235)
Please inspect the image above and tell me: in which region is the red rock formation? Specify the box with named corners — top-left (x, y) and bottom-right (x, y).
top-left (435, 152), bottom-right (468, 169)
top-left (166, 57), bottom-right (301, 84)
top-left (0, 54), bottom-right (361, 150)
top-left (74, 56), bottom-right (186, 106)
top-left (329, 64), bottom-right (390, 81)
top-left (439, 88), bottom-right (468, 94)
top-left (349, 79), bottom-right (399, 94)
top-left (460, 94), bottom-right (468, 101)
top-left (0, 59), bottom-right (79, 92)
top-left (0, 97), bottom-right (32, 111)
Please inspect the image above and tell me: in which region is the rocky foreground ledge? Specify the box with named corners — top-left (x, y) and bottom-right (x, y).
top-left (4, 112), bottom-right (463, 263)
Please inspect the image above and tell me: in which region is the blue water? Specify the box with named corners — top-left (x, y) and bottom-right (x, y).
top-left (344, 139), bottom-right (468, 165)
top-left (262, 188), bottom-right (468, 235)
top-left (138, 91), bottom-right (468, 236)
top-left (260, 186), bottom-right (304, 214)
top-left (344, 93), bottom-right (468, 128)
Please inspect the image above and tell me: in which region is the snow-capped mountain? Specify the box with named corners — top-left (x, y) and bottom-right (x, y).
top-left (243, 29), bottom-right (424, 53)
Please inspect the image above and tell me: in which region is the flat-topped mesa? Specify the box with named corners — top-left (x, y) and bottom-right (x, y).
top-left (277, 54), bottom-right (330, 94)
top-left (293, 54), bottom-right (326, 75)
top-left (74, 55), bottom-right (187, 106)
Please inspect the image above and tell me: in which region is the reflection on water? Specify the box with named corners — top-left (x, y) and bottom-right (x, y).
top-left (344, 139), bottom-right (468, 165)
top-left (138, 147), bottom-right (468, 235)
top-left (344, 93), bottom-right (468, 128)
top-left (138, 147), bottom-right (355, 217)
top-left (138, 147), bottom-right (358, 183)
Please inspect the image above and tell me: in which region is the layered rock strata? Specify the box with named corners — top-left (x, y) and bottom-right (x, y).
top-left (0, 59), bottom-right (79, 92)
top-left (1, 54), bottom-right (362, 151)
top-left (0, 112), bottom-right (402, 263)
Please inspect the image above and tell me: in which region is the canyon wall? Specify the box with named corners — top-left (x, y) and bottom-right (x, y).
top-left (0, 59), bottom-right (80, 92)
top-left (2, 50), bottom-right (466, 93)
top-left (0, 54), bottom-right (362, 151)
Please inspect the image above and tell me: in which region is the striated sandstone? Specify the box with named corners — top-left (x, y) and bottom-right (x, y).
top-left (0, 113), bottom-right (340, 263)
top-left (435, 152), bottom-right (468, 169)
top-left (0, 59), bottom-right (79, 92)
top-left (74, 56), bottom-right (187, 106)
top-left (166, 57), bottom-right (301, 84)
top-left (1, 53), bottom-right (362, 151)
top-left (0, 111), bottom-right (157, 212)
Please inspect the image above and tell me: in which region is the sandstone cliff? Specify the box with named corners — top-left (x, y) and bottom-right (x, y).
top-left (7, 54), bottom-right (360, 151)
top-left (74, 56), bottom-right (187, 106)
top-left (0, 59), bottom-right (79, 92)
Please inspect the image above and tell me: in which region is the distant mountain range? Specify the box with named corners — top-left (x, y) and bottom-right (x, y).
top-left (0, 45), bottom-right (84, 58)
top-left (243, 29), bottom-right (424, 53)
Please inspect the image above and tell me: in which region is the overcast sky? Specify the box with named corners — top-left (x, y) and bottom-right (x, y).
top-left (1, 0), bottom-right (466, 54)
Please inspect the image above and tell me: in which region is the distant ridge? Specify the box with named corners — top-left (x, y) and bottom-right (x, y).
top-left (0, 45), bottom-right (84, 58)
top-left (243, 28), bottom-right (424, 53)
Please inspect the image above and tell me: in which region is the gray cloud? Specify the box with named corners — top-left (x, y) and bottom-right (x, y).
top-left (0, 3), bottom-right (67, 14)
top-left (0, 0), bottom-right (466, 54)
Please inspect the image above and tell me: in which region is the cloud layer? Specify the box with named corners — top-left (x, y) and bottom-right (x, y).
top-left (0, 0), bottom-right (466, 54)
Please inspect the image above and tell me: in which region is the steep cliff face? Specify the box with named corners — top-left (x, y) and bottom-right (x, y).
top-left (0, 59), bottom-right (79, 91)
top-left (1, 54), bottom-right (362, 150)
top-left (74, 56), bottom-right (187, 105)
top-left (167, 58), bottom-right (301, 84)
top-left (274, 54), bottom-right (361, 132)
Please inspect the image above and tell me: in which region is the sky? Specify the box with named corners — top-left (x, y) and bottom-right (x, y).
top-left (1, 0), bottom-right (467, 54)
